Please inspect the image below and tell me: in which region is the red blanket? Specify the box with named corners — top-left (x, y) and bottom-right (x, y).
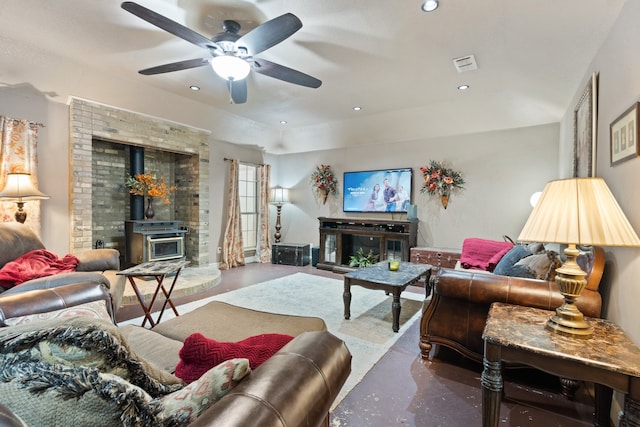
top-left (0, 249), bottom-right (80, 290)
top-left (459, 238), bottom-right (513, 272)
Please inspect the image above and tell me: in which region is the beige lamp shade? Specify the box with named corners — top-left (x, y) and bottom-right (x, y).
top-left (0, 173), bottom-right (50, 201)
top-left (269, 186), bottom-right (290, 206)
top-left (518, 177), bottom-right (640, 247)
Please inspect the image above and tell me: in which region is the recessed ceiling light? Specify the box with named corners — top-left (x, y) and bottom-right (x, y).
top-left (280, 120), bottom-right (288, 124)
top-left (457, 84), bottom-right (470, 90)
top-left (189, 85), bottom-right (200, 91)
top-left (421, 0), bottom-right (439, 12)
top-left (353, 106), bottom-right (362, 111)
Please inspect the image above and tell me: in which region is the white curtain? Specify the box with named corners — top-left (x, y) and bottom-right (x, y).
top-left (258, 164), bottom-right (271, 263)
top-left (220, 159), bottom-right (245, 269)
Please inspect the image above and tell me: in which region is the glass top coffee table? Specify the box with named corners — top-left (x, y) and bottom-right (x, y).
top-left (343, 261), bottom-right (432, 332)
top-left (117, 259), bottom-right (190, 327)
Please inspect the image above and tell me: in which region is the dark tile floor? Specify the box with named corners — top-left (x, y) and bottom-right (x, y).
top-left (117, 263), bottom-right (599, 427)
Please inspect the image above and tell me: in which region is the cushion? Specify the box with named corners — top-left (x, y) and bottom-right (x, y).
top-left (514, 251), bottom-right (562, 281)
top-left (459, 238), bottom-right (513, 271)
top-left (4, 300), bottom-right (112, 327)
top-left (160, 358), bottom-right (250, 422)
top-left (493, 245), bottom-right (532, 276)
top-left (175, 332), bottom-right (294, 384)
top-left (120, 324), bottom-right (183, 373)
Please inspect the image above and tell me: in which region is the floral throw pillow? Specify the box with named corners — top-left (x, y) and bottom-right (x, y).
top-left (160, 358), bottom-right (251, 423)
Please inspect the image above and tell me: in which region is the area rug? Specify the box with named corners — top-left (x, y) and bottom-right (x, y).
top-left (122, 272), bottom-right (425, 409)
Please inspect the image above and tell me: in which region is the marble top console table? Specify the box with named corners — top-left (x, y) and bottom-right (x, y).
top-left (481, 302), bottom-right (640, 427)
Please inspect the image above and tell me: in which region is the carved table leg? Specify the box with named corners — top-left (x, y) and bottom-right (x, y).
top-left (594, 384), bottom-right (613, 427)
top-left (391, 289), bottom-right (401, 332)
top-left (560, 377), bottom-right (580, 400)
top-left (343, 281), bottom-right (352, 320)
top-left (621, 396), bottom-right (640, 427)
top-left (481, 342), bottom-right (502, 427)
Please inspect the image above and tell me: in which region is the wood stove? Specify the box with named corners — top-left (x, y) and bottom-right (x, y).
top-left (125, 220), bottom-right (187, 265)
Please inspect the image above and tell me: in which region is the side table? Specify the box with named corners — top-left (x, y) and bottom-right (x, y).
top-left (117, 259), bottom-right (190, 327)
top-left (482, 302), bottom-right (640, 427)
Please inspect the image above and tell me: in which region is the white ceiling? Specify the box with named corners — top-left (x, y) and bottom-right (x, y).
top-left (0, 0), bottom-right (627, 154)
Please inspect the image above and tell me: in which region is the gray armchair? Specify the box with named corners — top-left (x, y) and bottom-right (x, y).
top-left (0, 222), bottom-right (125, 313)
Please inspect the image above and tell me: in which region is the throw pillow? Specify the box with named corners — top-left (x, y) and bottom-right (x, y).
top-left (493, 245), bottom-right (532, 276)
top-left (175, 332), bottom-right (294, 384)
top-left (161, 358), bottom-right (251, 423)
top-left (514, 251), bottom-right (562, 281)
top-left (459, 238), bottom-right (513, 271)
top-left (4, 300), bottom-right (112, 327)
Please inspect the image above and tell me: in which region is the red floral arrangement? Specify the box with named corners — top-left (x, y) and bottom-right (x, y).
top-left (310, 164), bottom-right (338, 203)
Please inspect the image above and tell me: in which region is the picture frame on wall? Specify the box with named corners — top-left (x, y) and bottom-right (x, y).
top-left (610, 102), bottom-right (639, 166)
top-left (573, 72), bottom-right (598, 178)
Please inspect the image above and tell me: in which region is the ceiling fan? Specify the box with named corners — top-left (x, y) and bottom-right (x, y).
top-left (121, 1), bottom-right (322, 104)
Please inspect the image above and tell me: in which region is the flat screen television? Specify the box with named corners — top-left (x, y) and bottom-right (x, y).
top-left (343, 167), bottom-right (413, 213)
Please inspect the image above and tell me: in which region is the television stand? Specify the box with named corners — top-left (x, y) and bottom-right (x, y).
top-left (316, 217), bottom-right (418, 271)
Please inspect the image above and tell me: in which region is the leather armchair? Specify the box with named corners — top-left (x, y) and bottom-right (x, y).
top-left (420, 246), bottom-right (605, 363)
top-left (0, 222), bottom-right (125, 313)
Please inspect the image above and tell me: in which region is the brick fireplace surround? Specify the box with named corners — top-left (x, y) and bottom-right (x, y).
top-left (69, 97), bottom-right (210, 266)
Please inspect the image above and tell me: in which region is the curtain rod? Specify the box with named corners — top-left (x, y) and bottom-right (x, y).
top-left (6, 119), bottom-right (45, 128)
top-left (223, 157), bottom-right (265, 167)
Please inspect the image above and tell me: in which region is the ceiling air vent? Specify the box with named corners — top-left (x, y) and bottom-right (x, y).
top-left (452, 54), bottom-right (478, 73)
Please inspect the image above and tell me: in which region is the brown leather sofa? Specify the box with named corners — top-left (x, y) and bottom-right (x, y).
top-left (0, 222), bottom-right (125, 313)
top-left (0, 282), bottom-right (352, 426)
top-left (419, 246), bottom-right (605, 363)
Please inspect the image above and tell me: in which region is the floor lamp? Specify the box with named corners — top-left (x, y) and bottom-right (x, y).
top-left (270, 186), bottom-right (290, 243)
top-left (0, 173), bottom-right (50, 223)
top-left (518, 177), bottom-right (640, 338)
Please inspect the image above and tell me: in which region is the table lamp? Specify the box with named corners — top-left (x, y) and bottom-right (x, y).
top-left (269, 186), bottom-right (290, 243)
top-left (0, 173), bottom-right (50, 223)
top-left (518, 177), bottom-right (640, 338)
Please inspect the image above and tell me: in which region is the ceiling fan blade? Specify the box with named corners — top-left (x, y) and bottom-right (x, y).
top-left (235, 13), bottom-right (302, 55)
top-left (253, 58), bottom-right (322, 88)
top-left (121, 2), bottom-right (215, 50)
top-left (228, 79), bottom-right (248, 104)
top-left (139, 58), bottom-right (210, 75)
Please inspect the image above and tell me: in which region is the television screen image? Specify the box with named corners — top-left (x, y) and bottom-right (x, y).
top-left (343, 168), bottom-right (413, 213)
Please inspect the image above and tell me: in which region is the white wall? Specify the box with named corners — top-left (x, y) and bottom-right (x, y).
top-left (270, 124), bottom-right (559, 250)
top-left (559, 0), bottom-right (640, 342)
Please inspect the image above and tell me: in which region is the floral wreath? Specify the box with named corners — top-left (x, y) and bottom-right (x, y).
top-left (419, 160), bottom-right (465, 208)
top-left (310, 164), bottom-right (338, 204)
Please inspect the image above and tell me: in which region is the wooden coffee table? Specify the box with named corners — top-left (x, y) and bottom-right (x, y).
top-left (343, 261), bottom-right (431, 332)
top-left (118, 259), bottom-right (190, 327)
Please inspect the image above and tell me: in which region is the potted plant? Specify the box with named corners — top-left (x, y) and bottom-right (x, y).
top-left (348, 248), bottom-right (379, 268)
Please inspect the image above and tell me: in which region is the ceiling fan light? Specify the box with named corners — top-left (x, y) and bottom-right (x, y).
top-left (422, 0), bottom-right (439, 12)
top-left (211, 55), bottom-right (250, 81)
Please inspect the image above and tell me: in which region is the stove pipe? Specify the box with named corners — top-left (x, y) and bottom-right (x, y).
top-left (130, 146), bottom-right (144, 220)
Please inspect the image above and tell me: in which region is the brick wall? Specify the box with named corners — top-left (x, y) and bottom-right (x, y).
top-left (69, 98), bottom-right (210, 265)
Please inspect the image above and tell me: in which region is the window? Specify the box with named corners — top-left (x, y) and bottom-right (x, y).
top-left (238, 163), bottom-right (258, 251)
